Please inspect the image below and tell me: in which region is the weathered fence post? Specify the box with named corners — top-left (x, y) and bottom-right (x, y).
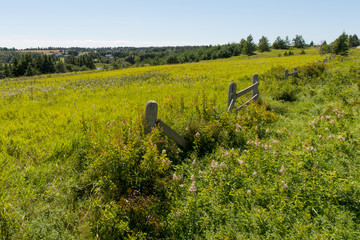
top-left (252, 74), bottom-right (259, 101)
top-left (227, 82), bottom-right (237, 111)
top-left (145, 100), bottom-right (158, 134)
top-left (284, 69), bottom-right (289, 81)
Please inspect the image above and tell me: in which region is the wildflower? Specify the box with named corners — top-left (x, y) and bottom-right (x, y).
top-left (255, 126), bottom-right (258, 131)
top-left (324, 127), bottom-right (329, 131)
top-left (277, 130), bottom-right (283, 135)
top-left (265, 144), bottom-right (272, 151)
top-left (199, 170), bottom-right (204, 175)
top-left (337, 135), bottom-right (345, 141)
top-left (329, 119), bottom-right (335, 124)
top-left (320, 116), bottom-right (325, 120)
top-left (266, 128), bottom-right (270, 134)
top-left (220, 162), bottom-right (228, 169)
top-left (306, 146), bottom-right (316, 152)
top-left (272, 139), bottom-right (279, 145)
top-left (195, 132), bottom-right (201, 138)
top-left (189, 181), bottom-right (197, 193)
top-left (273, 150), bottom-right (278, 157)
top-left (190, 175), bottom-right (195, 181)
top-left (221, 150), bottom-right (230, 157)
top-left (162, 149), bottom-right (167, 155)
top-left (162, 158), bottom-right (171, 166)
top-left (173, 173), bottom-right (179, 181)
top-left (326, 116), bottom-right (331, 120)
top-left (237, 159), bottom-right (245, 165)
top-left (328, 134), bottom-right (335, 139)
top-left (252, 171), bottom-right (257, 177)
top-left (247, 189), bottom-right (252, 195)
top-left (279, 165), bottom-right (286, 174)
top-left (243, 149), bottom-right (249, 153)
top-left (211, 161), bottom-right (218, 170)
top-left (318, 135), bottom-right (322, 139)
top-left (282, 181), bottom-right (288, 189)
top-left (174, 209), bottom-right (181, 218)
top-left (247, 140), bottom-right (254, 145)
top-left (192, 158), bottom-right (197, 167)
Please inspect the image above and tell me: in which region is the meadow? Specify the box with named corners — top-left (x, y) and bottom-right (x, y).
top-left (0, 48), bottom-right (359, 239)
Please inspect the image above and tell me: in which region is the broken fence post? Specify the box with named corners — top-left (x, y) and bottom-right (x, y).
top-left (145, 100), bottom-right (158, 134)
top-left (284, 69), bottom-right (289, 81)
top-left (145, 100), bottom-right (186, 147)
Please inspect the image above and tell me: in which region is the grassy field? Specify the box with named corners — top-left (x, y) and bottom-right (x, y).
top-left (1, 48), bottom-right (359, 239)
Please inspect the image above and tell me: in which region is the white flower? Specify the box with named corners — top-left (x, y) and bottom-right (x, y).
top-left (237, 159), bottom-right (245, 165)
top-left (252, 171), bottom-right (257, 177)
top-left (272, 139), bottom-right (279, 145)
top-left (162, 149), bottom-right (166, 155)
top-left (266, 128), bottom-right (270, 134)
top-left (337, 135), bottom-right (345, 141)
top-left (190, 175), bottom-right (195, 181)
top-left (189, 181), bottom-right (197, 193)
top-left (195, 132), bottom-right (201, 138)
top-left (192, 158), bottom-right (197, 167)
top-left (211, 161), bottom-right (218, 170)
top-left (247, 190), bottom-right (252, 195)
top-left (162, 158), bottom-right (171, 166)
top-left (220, 162), bottom-right (228, 169)
top-left (198, 170), bottom-right (204, 175)
top-left (279, 165), bottom-right (286, 174)
top-left (173, 173), bottom-right (179, 181)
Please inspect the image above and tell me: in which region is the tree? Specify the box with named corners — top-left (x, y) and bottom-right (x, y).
top-left (319, 41), bottom-right (332, 55)
top-left (309, 41), bottom-right (314, 47)
top-left (258, 36), bottom-right (270, 52)
top-left (293, 35), bottom-right (306, 48)
top-left (239, 38), bottom-right (246, 54)
top-left (349, 34), bottom-right (360, 47)
top-left (272, 36), bottom-right (289, 49)
top-left (243, 35), bottom-right (256, 56)
top-left (332, 33), bottom-right (349, 56)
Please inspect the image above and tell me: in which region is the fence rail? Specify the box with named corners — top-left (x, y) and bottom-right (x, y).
top-left (227, 74), bottom-right (259, 112)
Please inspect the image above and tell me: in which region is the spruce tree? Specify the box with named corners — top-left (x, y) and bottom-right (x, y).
top-left (258, 36), bottom-right (271, 52)
top-left (243, 35), bottom-right (256, 56)
top-left (332, 33), bottom-right (349, 56)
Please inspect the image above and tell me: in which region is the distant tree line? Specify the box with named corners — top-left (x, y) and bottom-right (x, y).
top-left (0, 33), bottom-right (359, 78)
top-left (0, 53), bottom-right (96, 79)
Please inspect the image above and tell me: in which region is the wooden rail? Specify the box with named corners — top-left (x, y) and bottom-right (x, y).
top-left (145, 101), bottom-right (186, 147)
top-left (284, 68), bottom-right (298, 80)
top-left (227, 74), bottom-right (259, 112)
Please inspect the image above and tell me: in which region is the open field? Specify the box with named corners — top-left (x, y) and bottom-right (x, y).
top-left (1, 49), bottom-right (359, 239)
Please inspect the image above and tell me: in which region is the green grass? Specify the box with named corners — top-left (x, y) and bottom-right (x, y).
top-left (0, 48), bottom-right (359, 239)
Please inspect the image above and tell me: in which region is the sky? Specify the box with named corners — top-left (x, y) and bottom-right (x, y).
top-left (0, 0), bottom-right (359, 49)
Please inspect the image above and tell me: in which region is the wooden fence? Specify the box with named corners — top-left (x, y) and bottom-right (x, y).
top-left (284, 68), bottom-right (298, 80)
top-left (145, 100), bottom-right (186, 147)
top-left (227, 74), bottom-right (259, 112)
top-left (144, 55), bottom-right (333, 146)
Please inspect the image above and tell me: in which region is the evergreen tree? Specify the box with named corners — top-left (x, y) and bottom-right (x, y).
top-left (272, 36), bottom-right (289, 49)
top-left (332, 33), bottom-right (349, 56)
top-left (319, 41), bottom-right (332, 55)
top-left (349, 34), bottom-right (360, 47)
top-left (309, 41), bottom-right (314, 47)
top-left (243, 35), bottom-right (256, 56)
top-left (293, 35), bottom-right (306, 48)
top-left (239, 38), bottom-right (246, 54)
top-left (258, 36), bottom-right (271, 52)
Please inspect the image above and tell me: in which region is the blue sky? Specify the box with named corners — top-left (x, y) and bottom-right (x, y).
top-left (1, 0), bottom-right (359, 49)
